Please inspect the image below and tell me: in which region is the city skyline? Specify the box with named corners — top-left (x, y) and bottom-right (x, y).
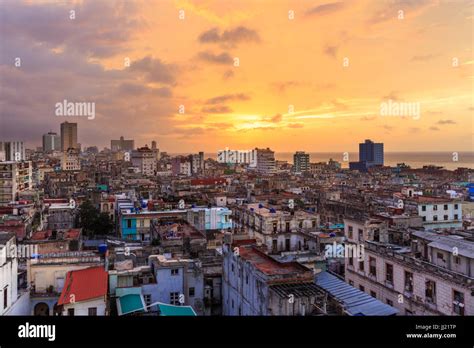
top-left (0, 0), bottom-right (473, 153)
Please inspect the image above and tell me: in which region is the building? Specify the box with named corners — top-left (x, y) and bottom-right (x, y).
top-left (42, 132), bottom-right (61, 152)
top-left (58, 266), bottom-right (108, 316)
top-left (349, 139), bottom-right (384, 171)
top-left (61, 148), bottom-right (81, 171)
top-left (233, 203), bottom-right (320, 254)
top-left (186, 206), bottom-right (233, 231)
top-left (293, 151), bottom-right (310, 173)
top-left (148, 254), bottom-right (205, 315)
top-left (111, 136), bottom-right (135, 152)
top-left (28, 251), bottom-right (103, 316)
top-left (0, 232), bottom-right (19, 315)
top-left (255, 148), bottom-right (276, 174)
top-left (131, 146), bottom-right (156, 176)
top-left (407, 196), bottom-right (462, 230)
top-left (222, 239), bottom-right (326, 315)
top-left (343, 218), bottom-right (474, 316)
top-left (60, 122), bottom-right (78, 151)
top-left (0, 161), bottom-right (32, 205)
top-left (0, 141), bottom-right (25, 161)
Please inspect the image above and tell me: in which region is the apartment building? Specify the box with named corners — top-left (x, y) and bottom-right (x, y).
top-left (131, 146), bottom-right (156, 176)
top-left (0, 161), bottom-right (32, 206)
top-left (344, 219), bottom-right (473, 315)
top-left (61, 148), bottom-right (81, 171)
top-left (0, 232), bottom-right (18, 315)
top-left (406, 196), bottom-right (462, 230)
top-left (233, 203), bottom-right (320, 254)
top-left (255, 148), bottom-right (276, 174)
top-left (222, 239), bottom-right (326, 315)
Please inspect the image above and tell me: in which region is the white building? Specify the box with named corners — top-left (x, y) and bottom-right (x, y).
top-left (408, 197), bottom-right (462, 230)
top-left (61, 148), bottom-right (81, 171)
top-left (0, 232), bottom-right (18, 315)
top-left (255, 148), bottom-right (276, 174)
top-left (131, 146), bottom-right (156, 176)
top-left (0, 141), bottom-right (25, 161)
top-left (0, 161), bottom-right (32, 205)
top-left (343, 218), bottom-right (473, 316)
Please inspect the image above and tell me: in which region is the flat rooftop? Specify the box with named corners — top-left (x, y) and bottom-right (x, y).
top-left (238, 245), bottom-right (310, 276)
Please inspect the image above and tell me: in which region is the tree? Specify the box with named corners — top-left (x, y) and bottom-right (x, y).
top-left (76, 200), bottom-right (114, 237)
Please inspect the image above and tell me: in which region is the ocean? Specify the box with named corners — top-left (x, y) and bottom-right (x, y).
top-left (191, 152), bottom-right (474, 170)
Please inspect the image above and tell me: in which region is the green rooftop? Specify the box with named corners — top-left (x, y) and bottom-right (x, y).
top-left (118, 294), bottom-right (145, 315)
top-left (158, 303), bottom-right (197, 316)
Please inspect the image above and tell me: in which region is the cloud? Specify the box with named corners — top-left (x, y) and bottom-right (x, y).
top-left (130, 56), bottom-right (176, 84)
top-left (368, 0), bottom-right (433, 25)
top-left (197, 51), bottom-right (233, 65)
top-left (437, 119), bottom-right (456, 125)
top-left (411, 54), bottom-right (440, 62)
top-left (272, 81), bottom-right (302, 93)
top-left (198, 26), bottom-right (260, 47)
top-left (429, 126), bottom-right (440, 131)
top-left (202, 105), bottom-right (233, 113)
top-left (305, 2), bottom-right (346, 17)
top-left (270, 114), bottom-right (283, 123)
top-left (223, 70), bottom-right (234, 79)
top-left (205, 93), bottom-right (250, 104)
top-left (324, 45), bottom-right (339, 59)
top-left (287, 123), bottom-right (304, 128)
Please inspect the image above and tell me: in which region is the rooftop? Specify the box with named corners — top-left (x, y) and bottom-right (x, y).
top-left (58, 266), bottom-right (108, 305)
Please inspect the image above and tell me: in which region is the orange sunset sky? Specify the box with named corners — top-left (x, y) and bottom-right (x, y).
top-left (0, 0), bottom-right (473, 153)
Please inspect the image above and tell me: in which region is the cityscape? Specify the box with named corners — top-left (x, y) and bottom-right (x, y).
top-left (0, 0), bottom-right (473, 345)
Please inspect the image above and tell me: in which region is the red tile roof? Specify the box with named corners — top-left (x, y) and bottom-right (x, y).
top-left (58, 266), bottom-right (108, 305)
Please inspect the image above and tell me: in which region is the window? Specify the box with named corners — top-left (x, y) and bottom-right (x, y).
top-left (246, 275), bottom-right (249, 284)
top-left (404, 271), bottom-right (413, 293)
top-left (189, 287), bottom-right (195, 297)
top-left (454, 204), bottom-right (458, 210)
top-left (273, 222), bottom-right (277, 233)
top-left (3, 286), bottom-right (7, 309)
top-left (443, 215), bottom-right (448, 221)
top-left (312, 220), bottom-right (317, 228)
top-left (349, 280), bottom-right (354, 286)
top-left (127, 220), bottom-right (132, 228)
top-left (421, 205), bottom-right (426, 211)
top-left (231, 263), bottom-right (235, 273)
top-left (348, 226), bottom-right (353, 239)
top-left (358, 229), bottom-right (363, 241)
top-left (359, 285), bottom-right (365, 292)
top-left (444, 204), bottom-right (448, 210)
top-left (453, 290), bottom-right (465, 316)
top-left (433, 215), bottom-right (438, 221)
top-left (454, 214), bottom-right (458, 220)
top-left (171, 269), bottom-right (179, 276)
top-left (68, 308), bottom-right (75, 316)
top-left (359, 260), bottom-right (365, 271)
top-left (386, 299), bottom-right (393, 306)
top-left (422, 216), bottom-right (426, 222)
top-left (425, 280), bottom-right (436, 304)
top-left (433, 205), bottom-right (438, 211)
top-left (437, 252), bottom-right (445, 261)
top-left (88, 307), bottom-right (97, 316)
top-left (170, 292), bottom-right (180, 305)
top-left (369, 257), bottom-right (377, 277)
top-left (144, 294), bottom-right (152, 307)
top-left (370, 291), bottom-right (377, 298)
top-left (285, 222), bottom-right (290, 232)
top-left (348, 257), bottom-right (353, 266)
top-left (386, 263), bottom-right (393, 284)
top-left (454, 256), bottom-right (460, 265)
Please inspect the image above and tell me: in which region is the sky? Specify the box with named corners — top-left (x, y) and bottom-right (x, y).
top-left (0, 0), bottom-right (473, 153)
